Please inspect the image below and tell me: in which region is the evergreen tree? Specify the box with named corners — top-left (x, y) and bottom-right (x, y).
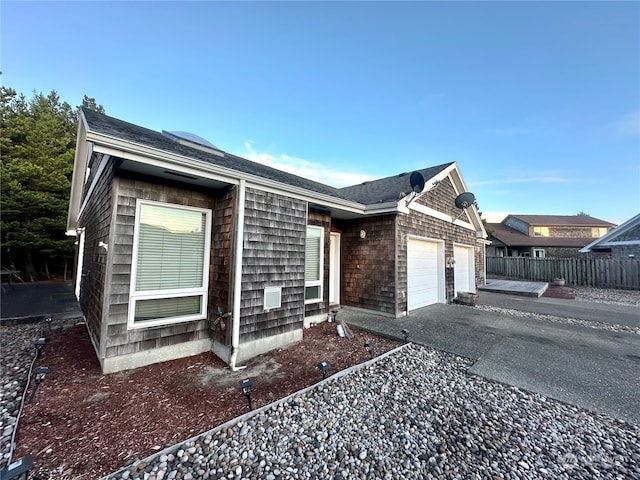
top-left (0, 87), bottom-right (104, 281)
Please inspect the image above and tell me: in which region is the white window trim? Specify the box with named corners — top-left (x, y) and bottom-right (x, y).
top-left (305, 225), bottom-right (324, 304)
top-left (533, 248), bottom-right (546, 258)
top-left (128, 200), bottom-right (212, 329)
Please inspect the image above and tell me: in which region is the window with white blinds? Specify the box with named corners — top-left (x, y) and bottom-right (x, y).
top-left (305, 226), bottom-right (323, 302)
top-left (128, 201), bottom-right (212, 328)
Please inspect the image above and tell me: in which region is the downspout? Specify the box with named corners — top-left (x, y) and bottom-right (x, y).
top-left (229, 179), bottom-right (247, 371)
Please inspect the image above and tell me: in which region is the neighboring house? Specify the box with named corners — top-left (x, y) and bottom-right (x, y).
top-left (67, 108), bottom-right (488, 373)
top-left (486, 214), bottom-right (616, 258)
top-left (580, 213), bottom-right (640, 260)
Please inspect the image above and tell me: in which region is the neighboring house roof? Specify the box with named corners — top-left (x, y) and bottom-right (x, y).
top-left (580, 213), bottom-right (640, 253)
top-left (486, 223), bottom-right (596, 248)
top-left (506, 214), bottom-right (615, 227)
top-left (338, 164), bottom-right (453, 204)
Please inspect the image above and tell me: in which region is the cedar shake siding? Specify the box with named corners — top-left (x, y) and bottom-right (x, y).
top-left (209, 186), bottom-right (235, 344)
top-left (239, 188), bottom-right (306, 344)
top-left (101, 172), bottom-right (218, 361)
top-left (77, 152), bottom-right (115, 355)
top-left (337, 215), bottom-right (397, 315)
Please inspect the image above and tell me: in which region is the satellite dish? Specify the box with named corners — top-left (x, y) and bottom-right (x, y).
top-left (409, 171), bottom-right (425, 193)
top-left (455, 192), bottom-right (476, 209)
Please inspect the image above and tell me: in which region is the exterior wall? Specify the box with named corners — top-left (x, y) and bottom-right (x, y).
top-left (475, 242), bottom-right (487, 287)
top-left (100, 172), bottom-right (218, 370)
top-left (397, 177), bottom-right (479, 309)
top-left (336, 215), bottom-right (397, 315)
top-left (77, 152), bottom-right (114, 355)
top-left (611, 223), bottom-right (640, 259)
top-left (305, 209), bottom-right (332, 319)
top-left (615, 223), bottom-right (640, 242)
top-left (612, 245), bottom-right (640, 260)
top-left (209, 186), bottom-right (235, 344)
top-left (545, 247), bottom-right (584, 258)
top-left (239, 188), bottom-right (306, 349)
top-left (543, 226), bottom-right (606, 239)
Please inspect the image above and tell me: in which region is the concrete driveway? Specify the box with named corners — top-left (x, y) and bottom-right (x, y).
top-left (342, 290), bottom-right (640, 425)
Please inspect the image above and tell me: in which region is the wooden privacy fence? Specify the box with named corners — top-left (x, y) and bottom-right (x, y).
top-left (486, 257), bottom-right (640, 290)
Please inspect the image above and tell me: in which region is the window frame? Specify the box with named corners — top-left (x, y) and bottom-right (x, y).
top-left (533, 226), bottom-right (549, 237)
top-left (533, 248), bottom-right (546, 258)
top-left (305, 225), bottom-right (324, 304)
top-left (128, 200), bottom-right (212, 329)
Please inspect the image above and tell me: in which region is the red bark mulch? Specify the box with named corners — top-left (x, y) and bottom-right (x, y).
top-left (14, 322), bottom-right (400, 479)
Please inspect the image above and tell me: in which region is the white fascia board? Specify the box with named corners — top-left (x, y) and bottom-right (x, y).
top-left (88, 131), bottom-right (368, 216)
top-left (93, 144), bottom-right (241, 186)
top-left (407, 201), bottom-right (476, 232)
top-left (67, 114), bottom-right (90, 233)
top-left (78, 154), bottom-right (110, 219)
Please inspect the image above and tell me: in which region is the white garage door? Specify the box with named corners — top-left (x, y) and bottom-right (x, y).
top-left (454, 244), bottom-right (475, 295)
top-left (407, 238), bottom-right (442, 310)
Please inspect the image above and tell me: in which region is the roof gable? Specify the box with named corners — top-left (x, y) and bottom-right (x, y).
top-left (580, 213), bottom-right (640, 252)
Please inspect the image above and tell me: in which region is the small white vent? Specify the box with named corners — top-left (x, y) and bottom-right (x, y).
top-left (264, 286), bottom-right (282, 310)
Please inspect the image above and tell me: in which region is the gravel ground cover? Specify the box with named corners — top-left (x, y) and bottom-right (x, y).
top-left (0, 323), bottom-right (41, 468)
top-left (477, 286), bottom-right (640, 335)
top-left (105, 344), bottom-right (640, 480)
top-left (2, 286), bottom-right (638, 480)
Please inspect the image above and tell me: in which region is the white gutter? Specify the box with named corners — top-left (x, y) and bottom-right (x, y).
top-left (229, 179), bottom-right (247, 371)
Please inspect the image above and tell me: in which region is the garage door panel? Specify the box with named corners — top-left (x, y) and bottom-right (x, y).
top-left (407, 239), bottom-right (442, 311)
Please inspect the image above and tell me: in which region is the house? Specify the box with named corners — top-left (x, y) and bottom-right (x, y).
top-left (67, 108), bottom-right (488, 373)
top-left (580, 213), bottom-right (640, 259)
top-left (486, 214), bottom-right (616, 258)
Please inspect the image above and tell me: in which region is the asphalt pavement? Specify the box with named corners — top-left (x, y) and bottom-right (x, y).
top-left (0, 281), bottom-right (81, 323)
top-left (342, 288), bottom-right (640, 425)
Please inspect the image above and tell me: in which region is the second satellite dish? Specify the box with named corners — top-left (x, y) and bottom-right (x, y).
top-left (455, 192), bottom-right (476, 209)
top-left (409, 171), bottom-right (425, 193)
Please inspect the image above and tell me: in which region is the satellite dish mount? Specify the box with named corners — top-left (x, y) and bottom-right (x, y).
top-left (453, 192), bottom-right (476, 222)
top-left (409, 171), bottom-right (425, 193)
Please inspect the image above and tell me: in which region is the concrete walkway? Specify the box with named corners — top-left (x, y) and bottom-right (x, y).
top-left (478, 278), bottom-right (548, 297)
top-left (342, 285), bottom-right (640, 425)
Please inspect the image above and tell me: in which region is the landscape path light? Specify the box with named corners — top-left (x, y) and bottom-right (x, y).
top-left (0, 455), bottom-right (34, 480)
top-left (401, 329), bottom-right (410, 344)
top-left (28, 367), bottom-right (50, 404)
top-left (240, 379), bottom-right (253, 411)
top-left (317, 361), bottom-right (331, 379)
top-left (364, 341), bottom-right (374, 359)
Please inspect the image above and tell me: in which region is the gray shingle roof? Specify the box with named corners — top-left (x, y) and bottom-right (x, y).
top-left (82, 107), bottom-right (453, 207)
top-left (337, 164), bottom-right (454, 204)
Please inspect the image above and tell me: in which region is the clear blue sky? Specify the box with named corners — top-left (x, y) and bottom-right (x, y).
top-left (3, 1), bottom-right (639, 224)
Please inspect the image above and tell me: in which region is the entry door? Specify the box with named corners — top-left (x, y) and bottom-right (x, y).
top-left (329, 232), bottom-right (340, 305)
top-left (454, 244), bottom-right (475, 294)
top-left (407, 238), bottom-right (443, 310)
